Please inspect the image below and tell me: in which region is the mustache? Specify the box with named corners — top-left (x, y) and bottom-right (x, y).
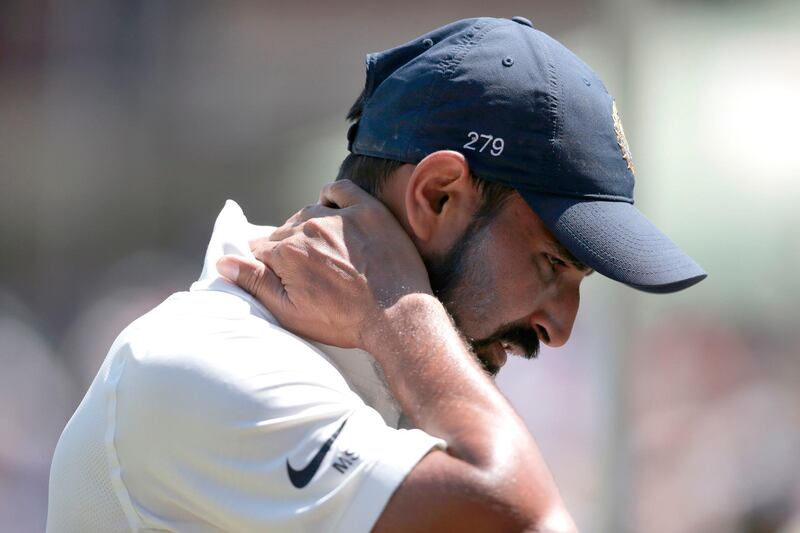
top-left (470, 323), bottom-right (541, 360)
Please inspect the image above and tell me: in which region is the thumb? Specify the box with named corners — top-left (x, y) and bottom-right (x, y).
top-left (216, 255), bottom-right (285, 310)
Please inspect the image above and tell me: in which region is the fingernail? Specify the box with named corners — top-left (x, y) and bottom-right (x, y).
top-left (216, 258), bottom-right (239, 280)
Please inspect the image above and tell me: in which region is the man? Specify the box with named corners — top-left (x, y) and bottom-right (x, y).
top-left (47, 17), bottom-right (705, 532)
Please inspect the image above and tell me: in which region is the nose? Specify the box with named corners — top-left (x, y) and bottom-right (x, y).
top-left (530, 283), bottom-right (580, 348)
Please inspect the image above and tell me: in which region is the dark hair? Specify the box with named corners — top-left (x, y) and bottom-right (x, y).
top-left (335, 90), bottom-right (515, 219)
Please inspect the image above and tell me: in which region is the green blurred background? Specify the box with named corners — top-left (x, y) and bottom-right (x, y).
top-left (1, 1), bottom-right (798, 531)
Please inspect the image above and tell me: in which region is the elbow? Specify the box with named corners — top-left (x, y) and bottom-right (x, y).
top-left (454, 429), bottom-right (578, 532)
top-left (526, 506), bottom-right (579, 533)
top-left (478, 465), bottom-right (578, 533)
top-left (475, 472), bottom-right (578, 533)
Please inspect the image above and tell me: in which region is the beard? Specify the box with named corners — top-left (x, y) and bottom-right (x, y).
top-left (424, 215), bottom-right (540, 361)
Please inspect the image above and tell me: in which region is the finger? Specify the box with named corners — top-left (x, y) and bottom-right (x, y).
top-left (319, 179), bottom-right (372, 208)
top-left (270, 204), bottom-right (339, 241)
top-left (216, 255), bottom-right (287, 312)
top-left (247, 238), bottom-right (281, 263)
top-left (285, 203), bottom-right (338, 225)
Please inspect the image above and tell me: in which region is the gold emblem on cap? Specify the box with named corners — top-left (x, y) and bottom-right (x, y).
top-left (612, 101), bottom-right (635, 175)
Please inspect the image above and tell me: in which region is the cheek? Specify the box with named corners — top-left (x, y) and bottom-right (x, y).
top-left (446, 244), bottom-right (508, 328)
top-left (483, 248), bottom-right (544, 313)
top-left (496, 260), bottom-right (542, 308)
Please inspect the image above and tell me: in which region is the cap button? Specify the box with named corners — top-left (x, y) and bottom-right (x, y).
top-left (511, 16), bottom-right (534, 28)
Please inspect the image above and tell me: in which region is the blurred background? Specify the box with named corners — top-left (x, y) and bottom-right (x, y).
top-left (1, 0), bottom-right (798, 531)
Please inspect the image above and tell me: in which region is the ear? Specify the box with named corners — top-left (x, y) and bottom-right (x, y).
top-left (405, 150), bottom-right (482, 251)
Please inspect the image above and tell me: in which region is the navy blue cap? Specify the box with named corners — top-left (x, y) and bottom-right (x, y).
top-left (348, 17), bottom-right (707, 293)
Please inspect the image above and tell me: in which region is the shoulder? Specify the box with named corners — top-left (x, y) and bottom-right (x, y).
top-left (109, 290), bottom-right (360, 435)
top-left (122, 289), bottom-right (350, 382)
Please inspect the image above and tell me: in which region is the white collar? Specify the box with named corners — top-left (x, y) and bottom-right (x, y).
top-left (190, 200), bottom-right (404, 427)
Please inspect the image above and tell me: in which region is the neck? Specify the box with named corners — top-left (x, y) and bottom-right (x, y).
top-left (378, 164), bottom-right (416, 238)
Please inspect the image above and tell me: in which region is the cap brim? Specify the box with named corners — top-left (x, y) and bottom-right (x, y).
top-left (520, 192), bottom-right (707, 294)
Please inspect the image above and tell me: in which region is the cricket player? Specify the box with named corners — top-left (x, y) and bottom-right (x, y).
top-left (47, 17), bottom-right (705, 532)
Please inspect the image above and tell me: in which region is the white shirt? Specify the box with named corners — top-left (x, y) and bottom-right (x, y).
top-left (47, 201), bottom-right (445, 533)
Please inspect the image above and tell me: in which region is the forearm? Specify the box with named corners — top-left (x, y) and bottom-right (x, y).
top-left (363, 293), bottom-right (573, 528)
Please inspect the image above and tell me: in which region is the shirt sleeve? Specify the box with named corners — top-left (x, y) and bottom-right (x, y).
top-left (111, 327), bottom-right (445, 533)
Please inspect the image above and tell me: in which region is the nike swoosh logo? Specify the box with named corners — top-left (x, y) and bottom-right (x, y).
top-left (286, 417), bottom-right (349, 489)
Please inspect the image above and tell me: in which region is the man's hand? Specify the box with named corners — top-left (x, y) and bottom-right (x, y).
top-left (216, 179), bottom-right (432, 349)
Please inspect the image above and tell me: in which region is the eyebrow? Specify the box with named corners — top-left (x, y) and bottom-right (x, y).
top-left (549, 240), bottom-right (594, 275)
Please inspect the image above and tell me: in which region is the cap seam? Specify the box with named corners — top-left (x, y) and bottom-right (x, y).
top-left (514, 181), bottom-right (635, 202)
top-left (352, 144), bottom-right (419, 165)
top-left (542, 44), bottom-right (563, 166)
top-left (438, 19), bottom-right (497, 76)
top-left (522, 188), bottom-right (633, 203)
top-left (404, 19), bottom-right (497, 159)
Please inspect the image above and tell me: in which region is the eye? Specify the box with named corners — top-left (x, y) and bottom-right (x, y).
top-left (545, 253), bottom-right (567, 269)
